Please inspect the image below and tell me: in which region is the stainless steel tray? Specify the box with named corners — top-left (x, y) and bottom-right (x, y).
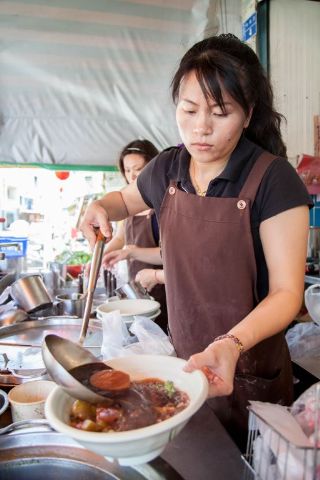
top-left (0, 317), bottom-right (103, 386)
top-left (0, 317), bottom-right (103, 347)
top-left (0, 430), bottom-right (182, 479)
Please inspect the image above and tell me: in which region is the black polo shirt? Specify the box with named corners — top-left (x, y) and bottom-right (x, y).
top-left (137, 136), bottom-right (312, 300)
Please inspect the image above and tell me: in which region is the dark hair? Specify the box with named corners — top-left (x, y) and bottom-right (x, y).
top-left (171, 33), bottom-right (286, 157)
top-left (118, 139), bottom-right (159, 181)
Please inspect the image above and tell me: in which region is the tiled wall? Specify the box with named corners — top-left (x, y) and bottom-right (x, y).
top-left (310, 195), bottom-right (320, 227)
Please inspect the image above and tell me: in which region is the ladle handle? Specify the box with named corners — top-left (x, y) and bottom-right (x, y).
top-left (79, 228), bottom-right (105, 344)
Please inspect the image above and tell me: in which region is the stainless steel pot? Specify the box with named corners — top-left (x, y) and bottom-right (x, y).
top-left (55, 293), bottom-right (85, 317)
top-left (307, 226), bottom-right (320, 261)
top-left (0, 428), bottom-right (178, 479)
top-left (10, 275), bottom-right (53, 313)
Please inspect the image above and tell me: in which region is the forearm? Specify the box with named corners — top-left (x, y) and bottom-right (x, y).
top-left (104, 236), bottom-right (125, 254)
top-left (229, 207), bottom-right (308, 353)
top-left (228, 288), bottom-right (303, 352)
top-left (80, 182), bottom-right (149, 247)
top-left (130, 247), bottom-right (163, 265)
top-left (97, 191), bottom-right (129, 221)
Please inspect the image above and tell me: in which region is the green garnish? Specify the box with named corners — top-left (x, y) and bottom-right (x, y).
top-left (164, 380), bottom-right (176, 398)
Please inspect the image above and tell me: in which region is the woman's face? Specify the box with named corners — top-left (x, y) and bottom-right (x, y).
top-left (175, 70), bottom-right (252, 165)
top-left (123, 154), bottom-right (146, 184)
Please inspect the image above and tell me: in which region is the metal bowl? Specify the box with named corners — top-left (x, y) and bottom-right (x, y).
top-left (115, 281), bottom-right (152, 300)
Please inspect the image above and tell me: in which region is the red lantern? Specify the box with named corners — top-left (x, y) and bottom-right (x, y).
top-left (55, 171), bottom-right (70, 180)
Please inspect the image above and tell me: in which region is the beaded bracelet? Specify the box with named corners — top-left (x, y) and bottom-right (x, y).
top-left (213, 334), bottom-right (244, 355)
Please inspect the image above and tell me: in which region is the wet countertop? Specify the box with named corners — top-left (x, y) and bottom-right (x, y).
top-left (161, 403), bottom-right (251, 479)
top-left (0, 401), bottom-right (251, 480)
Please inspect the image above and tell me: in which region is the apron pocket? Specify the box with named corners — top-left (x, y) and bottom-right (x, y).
top-left (233, 367), bottom-right (293, 418)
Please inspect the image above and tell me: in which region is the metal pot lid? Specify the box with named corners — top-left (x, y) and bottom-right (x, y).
top-left (0, 431), bottom-right (182, 480)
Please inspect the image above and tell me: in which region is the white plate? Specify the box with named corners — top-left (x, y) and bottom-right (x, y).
top-left (96, 299), bottom-right (160, 317)
top-left (96, 308), bottom-right (161, 325)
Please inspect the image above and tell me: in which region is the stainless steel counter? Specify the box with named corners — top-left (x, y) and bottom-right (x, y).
top-left (305, 274), bottom-right (320, 285)
top-left (162, 403), bottom-right (251, 480)
top-left (0, 403), bottom-right (251, 480)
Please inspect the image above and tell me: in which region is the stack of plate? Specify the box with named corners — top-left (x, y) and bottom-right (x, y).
top-left (96, 298), bottom-right (161, 324)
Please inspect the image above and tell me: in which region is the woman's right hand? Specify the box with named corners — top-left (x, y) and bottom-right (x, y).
top-left (79, 200), bottom-right (113, 249)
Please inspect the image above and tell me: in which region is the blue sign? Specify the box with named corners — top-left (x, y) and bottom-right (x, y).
top-left (242, 12), bottom-right (257, 42)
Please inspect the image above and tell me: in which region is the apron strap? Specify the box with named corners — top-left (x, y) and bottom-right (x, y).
top-left (239, 151), bottom-right (278, 201)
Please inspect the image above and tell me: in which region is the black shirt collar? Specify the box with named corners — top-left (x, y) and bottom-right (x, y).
top-left (168, 136), bottom-right (263, 185)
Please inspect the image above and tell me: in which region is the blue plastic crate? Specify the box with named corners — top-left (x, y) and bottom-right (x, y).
top-left (0, 236), bottom-right (28, 257)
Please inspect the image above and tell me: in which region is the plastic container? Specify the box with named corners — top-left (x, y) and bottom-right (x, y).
top-left (304, 284), bottom-right (320, 325)
top-left (0, 236), bottom-right (28, 258)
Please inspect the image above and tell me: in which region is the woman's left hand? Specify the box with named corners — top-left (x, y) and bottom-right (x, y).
top-left (184, 338), bottom-right (240, 397)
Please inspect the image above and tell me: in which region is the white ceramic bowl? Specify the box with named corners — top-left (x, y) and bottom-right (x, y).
top-left (96, 298), bottom-right (161, 324)
top-left (45, 355), bottom-right (208, 466)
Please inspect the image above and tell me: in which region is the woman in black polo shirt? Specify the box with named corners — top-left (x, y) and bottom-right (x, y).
top-left (80, 34), bottom-right (311, 449)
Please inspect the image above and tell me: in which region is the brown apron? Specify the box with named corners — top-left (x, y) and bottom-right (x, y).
top-left (159, 152), bottom-right (293, 446)
top-left (124, 214), bottom-right (168, 332)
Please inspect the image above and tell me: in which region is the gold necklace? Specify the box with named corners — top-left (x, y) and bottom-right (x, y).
top-left (191, 161), bottom-right (208, 197)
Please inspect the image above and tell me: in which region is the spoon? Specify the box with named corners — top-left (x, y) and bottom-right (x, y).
top-left (42, 334), bottom-right (129, 403)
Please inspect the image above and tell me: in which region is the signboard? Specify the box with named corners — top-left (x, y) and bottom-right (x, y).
top-left (242, 12), bottom-right (257, 42)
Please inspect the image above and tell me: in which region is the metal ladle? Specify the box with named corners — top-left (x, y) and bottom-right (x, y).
top-left (42, 230), bottom-right (144, 404)
top-left (42, 334), bottom-right (152, 419)
top-left (42, 334), bottom-right (115, 403)
top-left (79, 228), bottom-right (106, 344)
top-left (41, 228), bottom-right (115, 403)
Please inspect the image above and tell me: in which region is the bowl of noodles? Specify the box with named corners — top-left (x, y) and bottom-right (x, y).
top-left (45, 354), bottom-right (208, 466)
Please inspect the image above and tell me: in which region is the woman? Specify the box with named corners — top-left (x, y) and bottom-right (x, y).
top-left (80, 34), bottom-right (311, 449)
top-left (102, 139), bottom-right (168, 332)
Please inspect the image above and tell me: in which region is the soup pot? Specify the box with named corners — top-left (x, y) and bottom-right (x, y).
top-left (56, 293), bottom-right (85, 317)
top-left (10, 275), bottom-right (53, 313)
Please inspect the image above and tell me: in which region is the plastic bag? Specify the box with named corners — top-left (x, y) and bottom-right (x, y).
top-left (100, 311), bottom-right (175, 360)
top-left (100, 310), bottom-right (132, 359)
top-left (291, 381), bottom-right (320, 446)
top-left (129, 317), bottom-right (175, 356)
top-left (285, 322), bottom-right (320, 360)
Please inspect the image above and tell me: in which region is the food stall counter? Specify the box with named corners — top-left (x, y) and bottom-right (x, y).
top-left (0, 402), bottom-right (251, 480)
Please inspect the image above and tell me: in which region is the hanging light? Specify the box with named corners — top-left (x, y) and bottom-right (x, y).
top-left (55, 171), bottom-right (70, 180)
